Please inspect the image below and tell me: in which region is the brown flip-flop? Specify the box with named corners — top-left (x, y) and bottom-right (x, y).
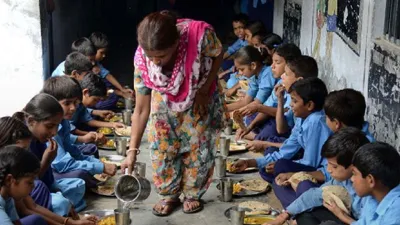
top-left (182, 198), bottom-right (204, 214)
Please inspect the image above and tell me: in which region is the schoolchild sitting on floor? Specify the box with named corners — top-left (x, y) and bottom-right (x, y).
top-left (0, 116), bottom-right (96, 225)
top-left (42, 76), bottom-right (117, 188)
top-left (322, 142), bottom-right (400, 225)
top-left (225, 46), bottom-right (278, 111)
top-left (232, 78), bottom-right (331, 190)
top-left (241, 55), bottom-right (319, 154)
top-left (52, 38), bottom-right (96, 77)
top-left (264, 127), bottom-right (370, 225)
top-left (70, 73), bottom-right (125, 146)
top-left (89, 32), bottom-right (134, 110)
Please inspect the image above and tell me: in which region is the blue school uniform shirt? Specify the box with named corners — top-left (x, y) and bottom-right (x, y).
top-left (30, 140), bottom-right (55, 188)
top-left (96, 62), bottom-right (110, 79)
top-left (255, 110), bottom-right (332, 169)
top-left (51, 119), bottom-right (104, 175)
top-left (284, 109), bottom-right (296, 129)
top-left (0, 195), bottom-right (18, 225)
top-left (52, 61), bottom-right (66, 76)
top-left (263, 79), bottom-right (291, 109)
top-left (352, 184), bottom-right (400, 225)
top-left (227, 39), bottom-right (248, 56)
top-left (69, 104), bottom-right (94, 143)
top-left (287, 179), bottom-right (367, 220)
top-left (362, 122), bottom-right (375, 142)
top-left (247, 66), bottom-right (277, 103)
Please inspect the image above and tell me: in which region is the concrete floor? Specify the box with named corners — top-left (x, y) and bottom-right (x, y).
top-left (85, 135), bottom-right (283, 225)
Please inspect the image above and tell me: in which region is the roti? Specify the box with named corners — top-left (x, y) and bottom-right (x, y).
top-left (93, 185), bottom-right (114, 196)
top-left (94, 174), bottom-right (110, 182)
top-left (240, 179), bottom-right (270, 192)
top-left (230, 142), bottom-right (246, 151)
top-left (100, 157), bottom-right (122, 167)
top-left (232, 111), bottom-right (246, 130)
top-left (288, 172), bottom-right (317, 190)
top-left (115, 126), bottom-right (131, 136)
top-left (322, 185), bottom-right (352, 215)
top-left (238, 201), bottom-right (272, 215)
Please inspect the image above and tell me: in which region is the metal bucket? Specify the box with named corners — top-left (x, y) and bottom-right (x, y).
top-left (114, 173), bottom-right (151, 203)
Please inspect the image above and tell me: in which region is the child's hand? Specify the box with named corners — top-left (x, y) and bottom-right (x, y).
top-left (265, 162), bottom-right (275, 174)
top-left (122, 88), bottom-right (135, 98)
top-left (225, 88), bottom-right (237, 97)
top-left (275, 172), bottom-right (294, 186)
top-left (262, 212), bottom-right (289, 225)
top-left (69, 205), bottom-right (80, 220)
top-left (43, 139), bottom-right (58, 162)
top-left (323, 199), bottom-right (348, 218)
top-left (112, 122), bottom-right (125, 129)
top-left (231, 160), bottom-right (248, 173)
top-left (92, 66), bottom-right (101, 75)
top-left (239, 102), bottom-right (260, 116)
top-left (96, 133), bottom-right (106, 144)
top-left (246, 140), bottom-right (268, 153)
top-left (235, 127), bottom-right (253, 140)
top-left (275, 84), bottom-right (285, 102)
top-left (82, 132), bottom-right (97, 143)
top-left (103, 163), bottom-right (117, 176)
top-left (98, 110), bottom-right (114, 119)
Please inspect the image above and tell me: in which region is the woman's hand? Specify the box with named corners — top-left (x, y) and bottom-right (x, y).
top-left (193, 87), bottom-right (210, 118)
top-left (121, 152), bottom-right (137, 174)
top-left (43, 139), bottom-right (58, 163)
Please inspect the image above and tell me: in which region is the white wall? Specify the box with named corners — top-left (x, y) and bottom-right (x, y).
top-left (0, 0), bottom-right (44, 116)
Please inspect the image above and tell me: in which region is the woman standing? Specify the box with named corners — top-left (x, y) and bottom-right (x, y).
top-left (121, 11), bottom-right (225, 216)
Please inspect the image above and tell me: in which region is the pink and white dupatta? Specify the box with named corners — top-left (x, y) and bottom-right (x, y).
top-left (134, 19), bottom-right (215, 112)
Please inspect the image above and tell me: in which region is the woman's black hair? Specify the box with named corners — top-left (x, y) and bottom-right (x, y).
top-left (89, 32), bottom-right (109, 50)
top-left (234, 45), bottom-right (263, 65)
top-left (262, 33), bottom-right (283, 51)
top-left (353, 142), bottom-right (400, 189)
top-left (0, 117), bottom-right (32, 148)
top-left (137, 10), bottom-right (179, 51)
top-left (321, 127), bottom-right (370, 169)
top-left (0, 145), bottom-right (40, 186)
top-left (274, 43), bottom-right (302, 62)
top-left (42, 76), bottom-right (83, 101)
top-left (14, 93), bottom-right (64, 123)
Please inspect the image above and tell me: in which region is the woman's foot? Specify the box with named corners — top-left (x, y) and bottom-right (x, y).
top-left (152, 199), bottom-right (180, 217)
top-left (183, 198), bottom-right (204, 214)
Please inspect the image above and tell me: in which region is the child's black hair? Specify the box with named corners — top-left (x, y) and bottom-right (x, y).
top-left (287, 55), bottom-right (319, 79)
top-left (0, 117), bottom-right (32, 148)
top-left (71, 37), bottom-right (96, 57)
top-left (42, 76), bottom-right (83, 101)
top-left (64, 52), bottom-right (93, 75)
top-left (89, 32), bottom-right (109, 50)
top-left (324, 89), bottom-right (366, 129)
top-left (275, 43), bottom-right (302, 62)
top-left (289, 77), bottom-right (328, 111)
top-left (353, 142), bottom-right (400, 189)
top-left (234, 45), bottom-right (263, 65)
top-left (232, 13), bottom-right (249, 26)
top-left (0, 145), bottom-right (40, 186)
top-left (246, 20), bottom-right (267, 36)
top-left (14, 93), bottom-right (64, 123)
top-left (80, 72), bottom-right (107, 97)
top-left (321, 127), bottom-right (370, 169)
top-left (262, 33), bottom-right (283, 51)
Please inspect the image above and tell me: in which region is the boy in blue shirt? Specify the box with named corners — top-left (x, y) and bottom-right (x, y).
top-left (264, 128), bottom-right (370, 225)
top-left (70, 73), bottom-right (125, 146)
top-left (52, 37), bottom-right (96, 76)
top-left (42, 76), bottom-right (117, 188)
top-left (232, 78), bottom-right (331, 186)
top-left (89, 32), bottom-right (134, 110)
top-left (223, 14), bottom-right (249, 61)
top-left (322, 142), bottom-right (400, 225)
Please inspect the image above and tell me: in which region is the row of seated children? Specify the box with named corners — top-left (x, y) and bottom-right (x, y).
top-left (52, 32), bottom-right (135, 110)
top-left (0, 97), bottom-right (101, 224)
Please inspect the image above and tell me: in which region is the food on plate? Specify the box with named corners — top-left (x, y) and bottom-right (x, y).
top-left (322, 185), bottom-right (352, 215)
top-left (98, 215), bottom-right (116, 225)
top-left (93, 185), bottom-right (114, 196)
top-left (115, 126), bottom-right (131, 136)
top-left (97, 127), bottom-right (113, 135)
top-left (94, 174), bottom-right (109, 182)
top-left (287, 172), bottom-right (318, 190)
top-left (233, 183), bottom-right (242, 194)
top-left (230, 142), bottom-right (246, 151)
top-left (244, 216), bottom-right (275, 224)
top-left (100, 157), bottom-right (122, 167)
top-left (105, 115), bottom-right (122, 122)
top-left (239, 179), bottom-right (270, 192)
top-left (232, 110), bottom-right (246, 130)
top-left (99, 139), bottom-right (115, 148)
top-left (238, 201), bottom-right (272, 215)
